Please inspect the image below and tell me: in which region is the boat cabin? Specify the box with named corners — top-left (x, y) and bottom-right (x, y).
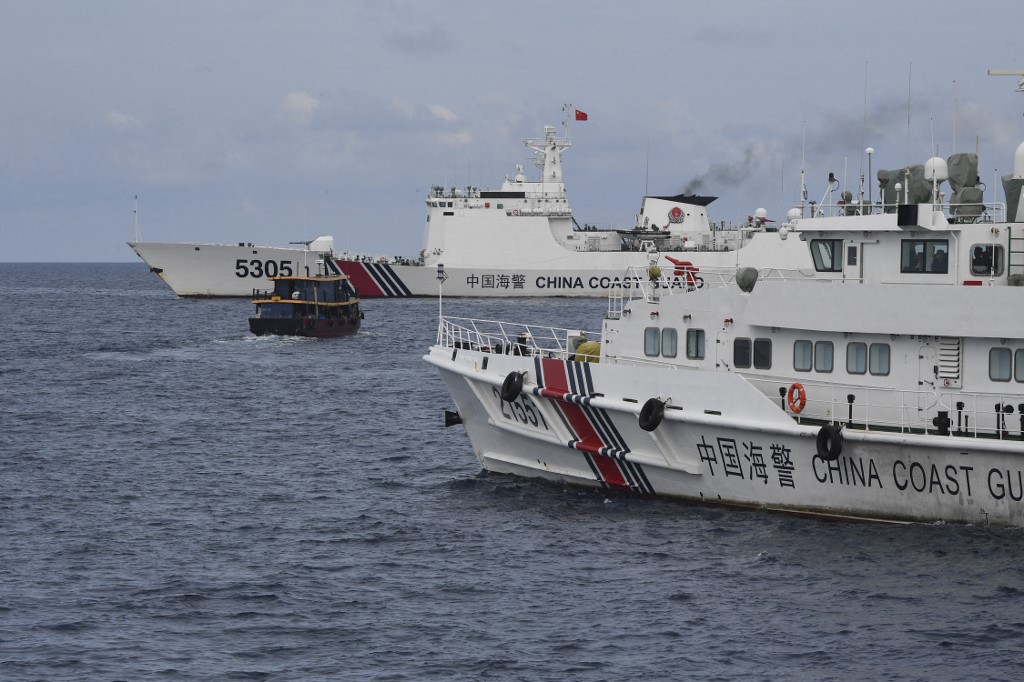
top-left (250, 274), bottom-right (362, 337)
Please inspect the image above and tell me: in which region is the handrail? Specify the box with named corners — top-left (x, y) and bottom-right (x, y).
top-left (436, 316), bottom-right (601, 360)
top-left (749, 375), bottom-right (1024, 440)
top-left (805, 198), bottom-right (1006, 223)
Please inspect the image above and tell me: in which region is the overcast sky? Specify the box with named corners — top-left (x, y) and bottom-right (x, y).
top-left (2, 0), bottom-right (1022, 262)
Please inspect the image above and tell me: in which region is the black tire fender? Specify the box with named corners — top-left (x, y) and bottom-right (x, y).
top-left (816, 424), bottom-right (843, 461)
top-left (639, 398), bottom-right (666, 432)
top-left (500, 371), bottom-right (524, 402)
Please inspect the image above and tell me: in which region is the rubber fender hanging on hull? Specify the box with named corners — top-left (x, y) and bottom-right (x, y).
top-left (500, 372), bottom-right (524, 402)
top-left (816, 424), bottom-right (843, 461)
top-left (639, 398), bottom-right (665, 432)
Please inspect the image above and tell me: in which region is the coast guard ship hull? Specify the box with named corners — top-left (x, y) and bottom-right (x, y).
top-left (128, 237), bottom-right (340, 298)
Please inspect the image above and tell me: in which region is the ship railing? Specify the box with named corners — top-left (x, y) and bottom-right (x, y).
top-left (806, 197), bottom-right (1006, 223)
top-left (749, 376), bottom-right (1024, 440)
top-left (437, 316), bottom-right (601, 360)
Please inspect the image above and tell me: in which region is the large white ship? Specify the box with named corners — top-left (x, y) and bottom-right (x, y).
top-left (427, 138), bottom-right (1024, 526)
top-left (129, 122), bottom-right (811, 298)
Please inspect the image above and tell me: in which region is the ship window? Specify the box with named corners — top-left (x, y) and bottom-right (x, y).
top-left (734, 338), bottom-right (752, 368)
top-left (869, 343), bottom-right (890, 376)
top-left (810, 239), bottom-right (844, 272)
top-left (847, 245), bottom-right (858, 266)
top-left (794, 340), bottom-right (812, 371)
top-left (990, 347), bottom-right (1012, 382)
top-left (753, 338), bottom-right (772, 369)
top-left (900, 239), bottom-right (949, 273)
top-left (661, 328), bottom-right (678, 358)
top-left (814, 341), bottom-right (834, 373)
top-left (496, 204), bottom-right (504, 209)
top-left (847, 342), bottom-right (867, 374)
top-left (644, 327), bottom-right (660, 356)
top-left (970, 244), bottom-right (1004, 276)
top-left (686, 329), bottom-right (705, 360)
top-left (1016, 350), bottom-right (1024, 382)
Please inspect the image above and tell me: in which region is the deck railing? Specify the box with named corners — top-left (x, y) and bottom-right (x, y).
top-left (749, 375), bottom-right (1024, 440)
top-left (806, 197), bottom-right (1006, 223)
top-left (437, 316), bottom-right (601, 361)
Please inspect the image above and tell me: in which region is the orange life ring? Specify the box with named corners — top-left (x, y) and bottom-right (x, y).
top-left (787, 383), bottom-right (807, 413)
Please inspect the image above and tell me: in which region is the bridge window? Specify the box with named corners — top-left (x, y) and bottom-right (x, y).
top-left (847, 342), bottom-right (867, 374)
top-left (1016, 350), bottom-right (1024, 382)
top-left (810, 239), bottom-right (844, 272)
top-left (990, 347), bottom-right (1012, 382)
top-left (901, 239), bottom-right (949, 273)
top-left (869, 343), bottom-right (890, 376)
top-left (686, 329), bottom-right (705, 360)
top-left (970, 244), bottom-right (1004, 276)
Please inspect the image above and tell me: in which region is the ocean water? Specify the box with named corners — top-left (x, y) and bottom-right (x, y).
top-left (2, 262), bottom-right (1023, 681)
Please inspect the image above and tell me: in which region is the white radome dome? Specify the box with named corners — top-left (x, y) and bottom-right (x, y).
top-left (924, 156), bottom-right (948, 182)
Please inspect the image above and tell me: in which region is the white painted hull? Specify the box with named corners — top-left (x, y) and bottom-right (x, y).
top-left (336, 232), bottom-right (807, 297)
top-left (128, 241), bottom-right (335, 297)
top-left (427, 347), bottom-right (1024, 526)
top-left (130, 232), bottom-right (809, 298)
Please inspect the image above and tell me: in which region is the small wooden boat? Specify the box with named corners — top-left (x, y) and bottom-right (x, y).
top-left (249, 272), bottom-right (362, 337)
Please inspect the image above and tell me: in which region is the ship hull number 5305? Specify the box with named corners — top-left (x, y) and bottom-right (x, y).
top-left (235, 259), bottom-right (294, 278)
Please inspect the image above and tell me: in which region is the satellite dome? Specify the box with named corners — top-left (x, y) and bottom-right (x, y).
top-left (924, 156), bottom-right (948, 182)
top-left (754, 207), bottom-right (768, 219)
top-left (787, 207), bottom-right (802, 222)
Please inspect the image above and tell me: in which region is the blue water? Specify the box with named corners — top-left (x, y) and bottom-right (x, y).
top-left (2, 263), bottom-right (1023, 681)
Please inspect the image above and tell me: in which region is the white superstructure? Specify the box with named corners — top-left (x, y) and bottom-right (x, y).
top-left (339, 124), bottom-right (809, 297)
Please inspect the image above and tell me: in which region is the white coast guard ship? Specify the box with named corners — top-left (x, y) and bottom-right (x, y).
top-left (128, 236), bottom-right (341, 298)
top-left (426, 139), bottom-right (1024, 526)
top-left (128, 122), bottom-right (810, 298)
top-left (338, 124), bottom-right (809, 297)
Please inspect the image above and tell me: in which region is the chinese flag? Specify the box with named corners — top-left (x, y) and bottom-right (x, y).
top-left (575, 109), bottom-right (588, 121)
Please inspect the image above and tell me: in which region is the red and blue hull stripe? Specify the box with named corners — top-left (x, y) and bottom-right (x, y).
top-left (532, 357), bottom-right (654, 495)
top-left (334, 260), bottom-right (413, 297)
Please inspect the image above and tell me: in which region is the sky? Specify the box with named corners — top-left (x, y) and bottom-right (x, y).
top-left (2, 0), bottom-right (1023, 262)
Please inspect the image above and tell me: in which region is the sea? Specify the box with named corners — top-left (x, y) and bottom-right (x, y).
top-left (2, 262), bottom-right (1023, 681)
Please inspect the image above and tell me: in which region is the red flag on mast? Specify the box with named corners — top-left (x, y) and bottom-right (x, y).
top-left (575, 109), bottom-right (588, 121)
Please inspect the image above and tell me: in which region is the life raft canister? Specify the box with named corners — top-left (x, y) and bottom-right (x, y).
top-left (639, 398), bottom-right (665, 432)
top-left (787, 383), bottom-right (807, 414)
top-left (816, 424), bottom-right (843, 461)
top-left (500, 371), bottom-right (524, 402)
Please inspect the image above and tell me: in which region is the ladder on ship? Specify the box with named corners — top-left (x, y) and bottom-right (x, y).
top-left (1008, 226), bottom-right (1024, 280)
